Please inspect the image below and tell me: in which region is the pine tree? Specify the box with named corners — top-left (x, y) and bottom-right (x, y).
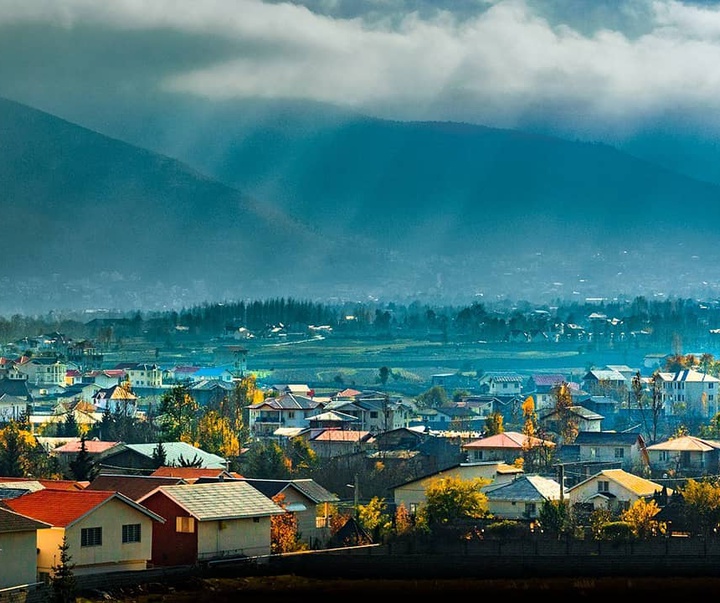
top-left (68, 434), bottom-right (95, 481)
top-left (50, 536), bottom-right (76, 603)
top-left (152, 441), bottom-right (168, 468)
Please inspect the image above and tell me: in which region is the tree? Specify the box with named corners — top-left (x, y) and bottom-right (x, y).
top-left (551, 381), bottom-right (578, 445)
top-left (484, 412), bottom-right (504, 436)
top-left (680, 479), bottom-right (720, 536)
top-left (0, 420), bottom-right (40, 477)
top-left (648, 370), bottom-right (664, 444)
top-left (538, 499), bottom-right (570, 537)
top-left (270, 493), bottom-right (308, 553)
top-left (378, 366), bottom-right (390, 387)
top-left (68, 434), bottom-right (96, 481)
top-left (177, 453), bottom-right (204, 468)
top-left (358, 496), bottom-right (393, 541)
top-left (620, 498), bottom-right (665, 538)
top-left (419, 475), bottom-right (489, 526)
top-left (287, 437), bottom-right (319, 476)
top-left (152, 441), bottom-right (168, 468)
top-left (61, 411), bottom-right (79, 438)
top-left (416, 385), bottom-right (448, 409)
top-left (241, 440), bottom-right (290, 479)
top-left (196, 409), bottom-right (239, 457)
top-left (158, 384), bottom-right (199, 443)
top-left (50, 535), bottom-right (76, 603)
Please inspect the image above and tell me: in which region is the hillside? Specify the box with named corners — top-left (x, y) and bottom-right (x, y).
top-left (5, 96), bottom-right (720, 312)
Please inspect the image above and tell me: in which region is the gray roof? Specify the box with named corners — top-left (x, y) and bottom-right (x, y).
top-left (0, 506), bottom-right (50, 533)
top-left (124, 442), bottom-right (226, 468)
top-left (241, 478), bottom-right (340, 504)
top-left (574, 431), bottom-right (643, 446)
top-left (484, 475), bottom-right (562, 502)
top-left (145, 482), bottom-right (285, 521)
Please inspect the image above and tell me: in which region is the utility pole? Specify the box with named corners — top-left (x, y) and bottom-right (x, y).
top-left (353, 473), bottom-right (359, 518)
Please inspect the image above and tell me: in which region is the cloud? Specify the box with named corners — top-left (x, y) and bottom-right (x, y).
top-left (3, 0), bottom-right (720, 137)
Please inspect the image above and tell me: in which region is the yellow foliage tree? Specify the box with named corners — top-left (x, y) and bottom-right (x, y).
top-left (270, 493), bottom-right (309, 553)
top-left (196, 409), bottom-right (240, 457)
top-left (419, 475), bottom-right (489, 526)
top-left (620, 498), bottom-right (665, 538)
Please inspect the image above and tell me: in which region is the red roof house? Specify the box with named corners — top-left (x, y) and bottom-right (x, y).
top-left (4, 489), bottom-right (163, 577)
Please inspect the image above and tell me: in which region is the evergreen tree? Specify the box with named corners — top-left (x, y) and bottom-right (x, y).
top-left (68, 434), bottom-right (95, 481)
top-left (62, 411), bottom-right (79, 438)
top-left (152, 441), bottom-right (168, 468)
top-left (50, 535), bottom-right (76, 603)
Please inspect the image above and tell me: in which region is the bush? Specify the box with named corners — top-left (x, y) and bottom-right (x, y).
top-left (599, 521), bottom-right (634, 542)
top-left (484, 520), bottom-right (531, 539)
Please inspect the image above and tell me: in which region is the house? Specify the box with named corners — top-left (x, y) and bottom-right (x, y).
top-left (0, 392), bottom-right (29, 422)
top-left (539, 405), bottom-right (604, 435)
top-left (4, 489), bottom-right (164, 578)
top-left (92, 383), bottom-right (139, 415)
top-left (83, 369), bottom-right (126, 389)
top-left (96, 442), bottom-right (227, 475)
top-left (645, 435), bottom-right (720, 476)
top-left (483, 474), bottom-right (563, 521)
top-left (462, 431), bottom-right (556, 465)
top-left (189, 379), bottom-right (235, 406)
top-left (563, 431), bottom-right (649, 473)
top-left (197, 477), bottom-right (340, 549)
top-left (524, 374), bottom-right (567, 412)
top-left (15, 357), bottom-right (67, 387)
top-left (51, 438), bottom-right (120, 474)
top-left (137, 481), bottom-right (285, 566)
top-left (657, 369), bottom-right (720, 418)
top-left (307, 409), bottom-right (361, 430)
top-left (565, 468), bottom-right (670, 514)
top-left (323, 395), bottom-right (414, 433)
top-left (0, 506), bottom-right (51, 589)
top-left (305, 429), bottom-right (374, 458)
top-left (117, 363), bottom-right (162, 388)
top-left (391, 461), bottom-right (523, 514)
top-left (247, 393), bottom-right (324, 438)
top-left (479, 373), bottom-right (524, 397)
top-left (581, 368), bottom-right (628, 400)
top-left (85, 473), bottom-right (187, 501)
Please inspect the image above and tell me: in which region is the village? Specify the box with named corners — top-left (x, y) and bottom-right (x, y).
top-left (4, 309), bottom-right (720, 599)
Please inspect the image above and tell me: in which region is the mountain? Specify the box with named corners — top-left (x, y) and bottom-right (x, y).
top-left (0, 97), bottom-right (380, 314)
top-left (4, 96), bottom-right (720, 314)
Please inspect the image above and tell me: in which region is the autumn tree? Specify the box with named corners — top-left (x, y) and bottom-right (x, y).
top-left (620, 498), bottom-right (664, 538)
top-left (551, 381), bottom-right (578, 445)
top-left (270, 493), bottom-right (308, 553)
top-left (286, 437), bottom-right (319, 476)
top-left (0, 420), bottom-right (51, 477)
top-left (196, 409), bottom-right (239, 457)
top-left (484, 412), bottom-right (504, 436)
top-left (158, 384), bottom-right (199, 443)
top-left (419, 475), bottom-right (489, 527)
top-left (680, 479), bottom-right (720, 536)
top-left (358, 496), bottom-right (393, 541)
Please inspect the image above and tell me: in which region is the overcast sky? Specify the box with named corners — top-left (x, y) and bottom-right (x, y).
top-left (2, 0), bottom-right (720, 142)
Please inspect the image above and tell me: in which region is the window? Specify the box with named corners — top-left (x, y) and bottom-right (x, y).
top-left (122, 523), bottom-right (141, 543)
top-left (589, 447), bottom-right (599, 459)
top-left (287, 411), bottom-right (295, 419)
top-left (614, 448), bottom-right (624, 459)
top-left (597, 480), bottom-right (610, 493)
top-left (176, 516), bottom-right (195, 533)
top-left (473, 450), bottom-right (484, 461)
top-left (525, 503), bottom-right (537, 517)
top-left (370, 411), bottom-right (378, 418)
top-left (81, 527), bottom-right (102, 547)
top-left (659, 451), bottom-right (669, 462)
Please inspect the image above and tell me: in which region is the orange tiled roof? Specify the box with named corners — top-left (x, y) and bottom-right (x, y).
top-left (4, 489), bottom-right (115, 526)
